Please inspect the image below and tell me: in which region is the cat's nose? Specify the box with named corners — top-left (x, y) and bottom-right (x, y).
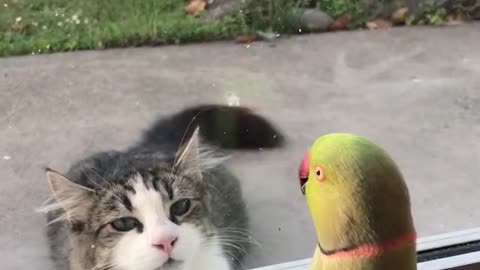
top-left (152, 235), bottom-right (177, 256)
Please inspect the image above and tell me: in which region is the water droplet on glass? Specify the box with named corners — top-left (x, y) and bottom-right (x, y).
top-left (411, 77), bottom-right (421, 83)
top-left (3, 155), bottom-right (11, 160)
top-left (226, 92), bottom-right (240, 106)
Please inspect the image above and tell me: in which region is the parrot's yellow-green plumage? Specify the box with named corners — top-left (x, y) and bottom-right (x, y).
top-left (298, 133), bottom-right (416, 270)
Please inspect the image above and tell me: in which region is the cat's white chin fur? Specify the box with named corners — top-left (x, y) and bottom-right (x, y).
top-left (114, 223), bottom-right (230, 270)
top-left (178, 232), bottom-right (230, 270)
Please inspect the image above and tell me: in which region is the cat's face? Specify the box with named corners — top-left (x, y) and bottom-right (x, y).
top-left (45, 129), bottom-right (218, 270)
top-left (92, 171), bottom-right (208, 270)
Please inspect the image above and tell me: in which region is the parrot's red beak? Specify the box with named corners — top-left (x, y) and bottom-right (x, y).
top-left (298, 151), bottom-right (309, 195)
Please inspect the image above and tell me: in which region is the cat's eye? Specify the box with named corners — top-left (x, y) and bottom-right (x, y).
top-left (111, 217), bottom-right (140, 232)
top-left (170, 199), bottom-right (191, 216)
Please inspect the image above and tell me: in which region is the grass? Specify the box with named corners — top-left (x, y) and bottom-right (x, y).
top-left (0, 0), bottom-right (477, 57)
top-left (0, 0), bottom-right (248, 56)
top-left (0, 0), bottom-right (372, 57)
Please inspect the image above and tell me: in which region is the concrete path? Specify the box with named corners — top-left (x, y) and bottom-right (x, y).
top-left (1, 23), bottom-right (479, 270)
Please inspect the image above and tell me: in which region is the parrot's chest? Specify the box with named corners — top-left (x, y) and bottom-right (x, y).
top-left (310, 245), bottom-right (417, 270)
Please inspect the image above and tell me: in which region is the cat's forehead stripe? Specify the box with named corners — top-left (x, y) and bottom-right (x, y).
top-left (123, 184), bottom-right (136, 194)
top-left (128, 174), bottom-right (169, 223)
top-left (121, 194), bottom-right (133, 212)
top-left (139, 170), bottom-right (175, 200)
top-left (159, 173), bottom-right (174, 200)
top-left (141, 173), bottom-right (152, 190)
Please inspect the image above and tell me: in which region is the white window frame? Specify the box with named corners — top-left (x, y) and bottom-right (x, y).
top-left (249, 228), bottom-right (480, 270)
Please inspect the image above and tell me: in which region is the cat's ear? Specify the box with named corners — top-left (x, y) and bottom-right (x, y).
top-left (174, 127), bottom-right (202, 179)
top-left (45, 168), bottom-right (95, 220)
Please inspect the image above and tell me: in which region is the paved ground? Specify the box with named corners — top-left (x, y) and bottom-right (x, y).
top-left (1, 23), bottom-right (480, 270)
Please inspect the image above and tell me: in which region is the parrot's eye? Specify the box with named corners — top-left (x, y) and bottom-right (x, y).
top-left (314, 165), bottom-right (326, 182)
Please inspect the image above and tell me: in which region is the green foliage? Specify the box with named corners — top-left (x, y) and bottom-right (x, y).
top-left (240, 0), bottom-right (304, 34)
top-left (0, 0), bottom-right (477, 56)
top-left (316, 0), bottom-right (362, 18)
top-left (316, 0), bottom-right (369, 28)
top-left (406, 0), bottom-right (449, 26)
top-left (241, 0), bottom-right (370, 33)
top-left (0, 0), bottom-right (245, 56)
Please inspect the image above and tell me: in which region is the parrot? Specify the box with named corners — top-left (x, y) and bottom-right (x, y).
top-left (297, 133), bottom-right (417, 270)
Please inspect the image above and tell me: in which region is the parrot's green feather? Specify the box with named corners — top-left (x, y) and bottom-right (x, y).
top-left (305, 133), bottom-right (416, 270)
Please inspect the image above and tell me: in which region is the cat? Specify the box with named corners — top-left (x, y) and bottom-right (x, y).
top-left (40, 104), bottom-right (285, 270)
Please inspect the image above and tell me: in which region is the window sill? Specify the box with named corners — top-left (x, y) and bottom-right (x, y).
top-left (250, 228), bottom-right (480, 270)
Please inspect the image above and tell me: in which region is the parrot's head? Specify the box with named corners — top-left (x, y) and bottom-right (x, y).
top-left (298, 133), bottom-right (415, 253)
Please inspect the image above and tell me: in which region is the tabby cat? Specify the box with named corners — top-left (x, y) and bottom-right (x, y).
top-left (41, 104), bottom-right (284, 270)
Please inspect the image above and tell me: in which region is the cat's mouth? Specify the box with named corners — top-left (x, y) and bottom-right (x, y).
top-left (155, 258), bottom-right (182, 270)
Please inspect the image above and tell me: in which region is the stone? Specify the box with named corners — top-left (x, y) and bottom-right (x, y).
top-left (204, 0), bottom-right (253, 21)
top-left (296, 8), bottom-right (333, 32)
top-left (473, 7), bottom-right (480, 20)
top-left (392, 7), bottom-right (409, 24)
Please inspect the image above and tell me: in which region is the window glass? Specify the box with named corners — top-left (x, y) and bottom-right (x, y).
top-left (0, 1), bottom-right (478, 270)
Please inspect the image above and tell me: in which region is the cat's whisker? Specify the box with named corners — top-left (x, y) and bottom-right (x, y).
top-left (214, 234), bottom-right (256, 242)
top-left (201, 240), bottom-right (242, 261)
top-left (170, 107), bottom-right (219, 173)
top-left (214, 230), bottom-right (261, 247)
top-left (213, 246), bottom-right (244, 268)
top-left (216, 237), bottom-right (260, 247)
top-left (203, 236), bottom-right (251, 255)
top-left (177, 148), bottom-right (229, 180)
top-left (89, 261), bottom-right (119, 270)
top-left (82, 168), bottom-right (108, 188)
top-left (217, 241), bottom-right (249, 257)
top-left (214, 229), bottom-right (255, 237)
top-left (82, 168), bottom-right (129, 204)
top-left (83, 169), bottom-right (120, 197)
top-left (215, 227), bottom-right (250, 232)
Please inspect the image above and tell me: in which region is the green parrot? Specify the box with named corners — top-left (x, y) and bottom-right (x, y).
top-left (297, 133), bottom-right (417, 270)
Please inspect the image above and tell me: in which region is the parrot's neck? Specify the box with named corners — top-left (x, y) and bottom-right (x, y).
top-left (310, 231), bottom-right (417, 270)
top-left (317, 231), bottom-right (416, 259)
